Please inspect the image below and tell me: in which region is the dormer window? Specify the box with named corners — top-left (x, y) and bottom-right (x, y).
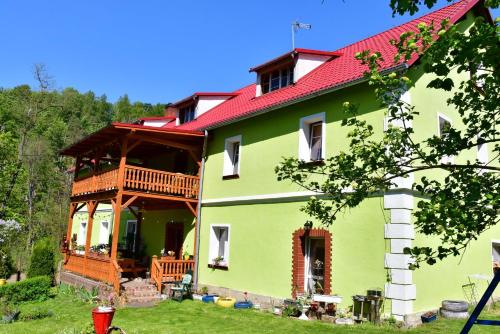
top-left (179, 104), bottom-right (195, 124)
top-left (261, 67), bottom-right (294, 94)
top-left (251, 49), bottom-right (341, 97)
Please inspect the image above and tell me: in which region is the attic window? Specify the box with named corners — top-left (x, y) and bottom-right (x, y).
top-left (261, 66), bottom-right (294, 94)
top-left (179, 104), bottom-right (195, 124)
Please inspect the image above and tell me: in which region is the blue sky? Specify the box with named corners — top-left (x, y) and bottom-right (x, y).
top-left (0, 0), bottom-right (498, 104)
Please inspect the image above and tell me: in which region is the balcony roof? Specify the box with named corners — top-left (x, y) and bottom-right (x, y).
top-left (61, 122), bottom-right (204, 157)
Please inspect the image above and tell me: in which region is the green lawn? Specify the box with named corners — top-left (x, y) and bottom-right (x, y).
top-left (1, 294), bottom-right (500, 334)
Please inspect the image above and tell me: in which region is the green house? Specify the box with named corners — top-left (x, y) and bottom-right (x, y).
top-left (61, 0), bottom-right (498, 323)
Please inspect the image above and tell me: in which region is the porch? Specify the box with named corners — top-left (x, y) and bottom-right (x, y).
top-left (60, 123), bottom-right (204, 294)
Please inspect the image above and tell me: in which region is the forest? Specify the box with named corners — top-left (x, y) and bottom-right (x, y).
top-left (0, 65), bottom-right (165, 273)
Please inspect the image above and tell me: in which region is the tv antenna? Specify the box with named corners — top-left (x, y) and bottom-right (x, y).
top-left (291, 21), bottom-right (312, 49)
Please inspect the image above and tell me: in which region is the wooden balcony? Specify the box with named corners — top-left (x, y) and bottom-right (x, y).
top-left (71, 165), bottom-right (200, 200)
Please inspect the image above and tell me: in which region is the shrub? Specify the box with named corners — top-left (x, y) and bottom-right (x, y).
top-left (27, 238), bottom-right (55, 282)
top-left (18, 307), bottom-right (53, 321)
top-left (0, 275), bottom-right (52, 304)
top-left (0, 248), bottom-right (14, 279)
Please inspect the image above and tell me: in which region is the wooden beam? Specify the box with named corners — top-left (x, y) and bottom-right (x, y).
top-left (121, 195), bottom-right (138, 209)
top-left (111, 137), bottom-right (128, 260)
top-left (127, 206), bottom-right (139, 219)
top-left (88, 201), bottom-right (98, 218)
top-left (84, 201), bottom-right (96, 259)
top-left (126, 139), bottom-right (143, 154)
top-left (129, 134), bottom-right (200, 152)
top-left (75, 203), bottom-right (86, 215)
top-left (185, 202), bottom-right (197, 217)
top-left (66, 203), bottom-right (77, 243)
top-left (188, 150), bottom-right (202, 168)
top-left (111, 198), bottom-right (117, 211)
top-left (122, 190), bottom-right (199, 203)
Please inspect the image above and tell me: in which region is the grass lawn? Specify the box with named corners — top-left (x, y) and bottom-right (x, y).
top-left (2, 294), bottom-right (500, 334)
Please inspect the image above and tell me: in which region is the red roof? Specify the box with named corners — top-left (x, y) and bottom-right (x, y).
top-left (174, 0), bottom-right (482, 131)
top-left (249, 48), bottom-right (342, 72)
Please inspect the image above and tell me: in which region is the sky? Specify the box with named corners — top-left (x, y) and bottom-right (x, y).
top-left (0, 0), bottom-right (498, 104)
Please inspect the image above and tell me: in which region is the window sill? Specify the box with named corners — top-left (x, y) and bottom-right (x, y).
top-left (303, 159), bottom-right (325, 167)
top-left (208, 264), bottom-right (229, 270)
top-left (222, 174), bottom-right (239, 180)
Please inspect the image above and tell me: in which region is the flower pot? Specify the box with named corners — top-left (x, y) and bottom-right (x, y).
top-left (183, 255), bottom-right (190, 261)
top-left (92, 307), bottom-right (115, 334)
top-left (0, 279), bottom-right (6, 286)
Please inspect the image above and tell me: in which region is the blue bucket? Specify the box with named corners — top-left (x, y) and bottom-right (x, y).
top-left (234, 301), bottom-right (253, 309)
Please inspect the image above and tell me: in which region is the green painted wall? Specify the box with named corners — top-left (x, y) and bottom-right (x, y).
top-left (198, 198), bottom-right (388, 308)
top-left (140, 209), bottom-right (196, 259)
top-left (202, 82), bottom-right (385, 200)
top-left (72, 205), bottom-right (195, 263)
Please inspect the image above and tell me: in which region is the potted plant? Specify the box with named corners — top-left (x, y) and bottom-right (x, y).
top-left (92, 293), bottom-right (116, 334)
top-left (212, 256), bottom-right (224, 266)
top-left (183, 251), bottom-right (191, 261)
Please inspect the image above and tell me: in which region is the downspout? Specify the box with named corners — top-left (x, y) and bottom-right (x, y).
top-left (193, 130), bottom-right (208, 290)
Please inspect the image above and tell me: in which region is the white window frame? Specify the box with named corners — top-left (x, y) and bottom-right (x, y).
top-left (99, 221), bottom-right (110, 245)
top-left (437, 113), bottom-right (454, 164)
top-left (223, 135), bottom-right (242, 177)
top-left (208, 224), bottom-right (230, 267)
top-left (299, 112), bottom-right (326, 161)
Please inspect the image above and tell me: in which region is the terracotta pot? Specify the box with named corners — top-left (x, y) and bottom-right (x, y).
top-left (92, 307), bottom-right (115, 334)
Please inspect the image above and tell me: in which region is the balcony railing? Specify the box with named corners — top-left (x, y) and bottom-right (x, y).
top-left (71, 165), bottom-right (199, 199)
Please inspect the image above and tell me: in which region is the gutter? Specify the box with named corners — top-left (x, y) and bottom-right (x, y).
top-left (193, 129), bottom-right (208, 290)
top-left (204, 63), bottom-right (408, 131)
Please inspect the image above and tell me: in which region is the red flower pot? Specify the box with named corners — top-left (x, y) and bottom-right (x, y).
top-left (92, 307), bottom-right (115, 334)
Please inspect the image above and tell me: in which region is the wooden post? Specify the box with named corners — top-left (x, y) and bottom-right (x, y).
top-left (84, 201), bottom-right (98, 256)
top-left (66, 203), bottom-right (77, 244)
top-left (83, 201), bottom-right (97, 276)
top-left (110, 137), bottom-right (128, 260)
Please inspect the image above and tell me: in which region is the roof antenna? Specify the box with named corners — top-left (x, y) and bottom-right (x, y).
top-left (292, 20), bottom-right (312, 50)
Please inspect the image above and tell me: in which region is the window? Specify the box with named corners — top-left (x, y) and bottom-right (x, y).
top-left (438, 114), bottom-right (453, 164)
top-left (260, 66), bottom-right (294, 94)
top-left (209, 225), bottom-right (230, 267)
top-left (309, 122), bottom-right (323, 161)
top-left (99, 221), bottom-right (109, 245)
top-left (299, 113), bottom-right (325, 161)
top-left (179, 104), bottom-right (196, 124)
top-left (78, 222), bottom-right (87, 246)
top-left (223, 135), bottom-right (242, 178)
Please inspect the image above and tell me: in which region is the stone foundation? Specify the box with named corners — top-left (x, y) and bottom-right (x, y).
top-left (198, 284), bottom-right (285, 310)
top-left (60, 270), bottom-right (113, 299)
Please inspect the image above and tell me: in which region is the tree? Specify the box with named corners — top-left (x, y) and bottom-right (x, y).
top-left (276, 1), bottom-right (499, 267)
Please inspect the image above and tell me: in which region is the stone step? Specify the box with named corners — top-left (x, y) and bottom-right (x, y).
top-left (126, 292), bottom-right (160, 298)
top-left (126, 295), bottom-right (162, 305)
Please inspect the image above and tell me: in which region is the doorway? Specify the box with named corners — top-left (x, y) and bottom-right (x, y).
top-left (304, 237), bottom-right (326, 295)
top-left (292, 228), bottom-right (332, 297)
top-left (165, 222), bottom-right (184, 260)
